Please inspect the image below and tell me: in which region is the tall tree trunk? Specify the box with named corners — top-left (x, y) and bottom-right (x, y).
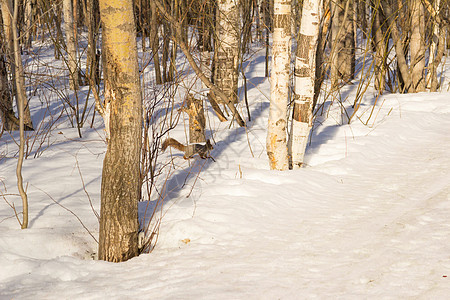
top-left (84, 0), bottom-right (99, 86)
top-left (98, 0), bottom-right (142, 262)
top-left (167, 0), bottom-right (178, 83)
top-left (267, 0), bottom-right (290, 171)
top-left (23, 0), bottom-right (34, 48)
top-left (1, 0), bottom-right (33, 129)
top-left (63, 0), bottom-right (79, 90)
top-left (289, 0), bottom-right (321, 169)
top-left (410, 0), bottom-right (426, 92)
top-left (213, 0), bottom-right (240, 104)
top-left (0, 33), bottom-right (16, 130)
top-left (341, 0), bottom-right (355, 82)
top-left (150, 0), bottom-right (162, 84)
top-left (372, 0), bottom-right (387, 93)
top-left (10, 0), bottom-right (29, 229)
top-left (425, 0), bottom-right (440, 90)
top-left (330, 0), bottom-right (353, 87)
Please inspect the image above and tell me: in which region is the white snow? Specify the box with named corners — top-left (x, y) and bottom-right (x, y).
top-left (1, 43), bottom-right (450, 299)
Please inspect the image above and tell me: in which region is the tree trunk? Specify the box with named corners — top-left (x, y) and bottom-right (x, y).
top-left (98, 0), bottom-right (142, 262)
top-left (425, 0), bottom-right (440, 90)
top-left (289, 0), bottom-right (321, 169)
top-left (410, 0), bottom-right (425, 92)
top-left (23, 0), bottom-right (34, 48)
top-left (213, 0), bottom-right (240, 104)
top-left (330, 0), bottom-right (354, 87)
top-left (0, 36), bottom-right (16, 131)
top-left (372, 0), bottom-right (387, 92)
top-left (267, 0), bottom-right (290, 171)
top-left (186, 94), bottom-right (206, 143)
top-left (63, 0), bottom-right (79, 90)
top-left (84, 0), bottom-right (99, 86)
top-left (150, 0), bottom-right (162, 84)
top-left (9, 0), bottom-right (29, 228)
top-left (1, 0), bottom-right (33, 129)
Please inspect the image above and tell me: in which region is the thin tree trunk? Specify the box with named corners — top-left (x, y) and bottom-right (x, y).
top-left (98, 0), bottom-right (142, 262)
top-left (267, 0), bottom-right (290, 171)
top-left (85, 0), bottom-right (99, 86)
top-left (372, 0), bottom-right (387, 92)
top-left (167, 0), bottom-right (178, 83)
top-left (150, 0), bottom-right (162, 84)
top-left (24, 0), bottom-right (33, 48)
top-left (425, 0), bottom-right (440, 89)
top-left (11, 0), bottom-right (29, 229)
top-left (63, 0), bottom-right (79, 90)
top-left (289, 0), bottom-right (321, 169)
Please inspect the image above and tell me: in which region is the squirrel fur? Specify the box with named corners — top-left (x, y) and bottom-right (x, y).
top-left (162, 138), bottom-right (213, 159)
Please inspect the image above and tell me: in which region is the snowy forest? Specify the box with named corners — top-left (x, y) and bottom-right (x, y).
top-left (1, 0), bottom-right (450, 297)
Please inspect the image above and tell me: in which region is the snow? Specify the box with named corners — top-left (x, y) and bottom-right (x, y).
top-left (2, 44), bottom-right (450, 298)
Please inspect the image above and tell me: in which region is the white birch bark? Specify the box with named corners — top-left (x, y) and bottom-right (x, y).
top-left (213, 0), bottom-right (239, 104)
top-left (289, 0), bottom-right (321, 169)
top-left (267, 0), bottom-right (291, 171)
top-left (63, 0), bottom-right (79, 90)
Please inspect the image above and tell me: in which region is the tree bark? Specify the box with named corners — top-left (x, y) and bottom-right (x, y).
top-left (213, 0), bottom-right (240, 104)
top-left (289, 0), bottom-right (321, 169)
top-left (1, 0), bottom-right (33, 129)
top-left (267, 0), bottom-right (290, 171)
top-left (150, 0), bottom-right (162, 84)
top-left (372, 0), bottom-right (387, 92)
top-left (0, 36), bottom-right (16, 131)
top-left (63, 0), bottom-right (79, 90)
top-left (98, 0), bottom-right (142, 262)
top-left (10, 0), bottom-right (29, 229)
top-left (410, 0), bottom-right (426, 92)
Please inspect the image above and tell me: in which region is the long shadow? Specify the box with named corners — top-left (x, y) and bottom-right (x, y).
top-left (139, 98), bottom-right (271, 225)
top-left (29, 176), bottom-right (99, 228)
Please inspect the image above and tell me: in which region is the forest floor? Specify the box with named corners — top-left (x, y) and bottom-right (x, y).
top-left (1, 45), bottom-right (450, 299)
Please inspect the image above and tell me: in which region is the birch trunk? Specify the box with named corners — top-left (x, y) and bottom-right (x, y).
top-left (213, 0), bottom-right (240, 104)
top-left (267, 0), bottom-right (290, 171)
top-left (289, 0), bottom-right (321, 169)
top-left (63, 0), bottom-right (79, 90)
top-left (98, 0), bottom-right (142, 262)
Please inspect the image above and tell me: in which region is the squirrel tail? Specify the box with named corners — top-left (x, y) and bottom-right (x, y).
top-left (162, 138), bottom-right (186, 152)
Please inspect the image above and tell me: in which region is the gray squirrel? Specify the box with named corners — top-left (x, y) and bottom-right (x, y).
top-left (162, 138), bottom-right (213, 159)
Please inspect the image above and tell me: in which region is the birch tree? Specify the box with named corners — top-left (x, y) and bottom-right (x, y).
top-left (267, 0), bottom-right (290, 171)
top-left (289, 0), bottom-right (321, 169)
top-left (213, 0), bottom-right (240, 104)
top-left (98, 0), bottom-right (142, 262)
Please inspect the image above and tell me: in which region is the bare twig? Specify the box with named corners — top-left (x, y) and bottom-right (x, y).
top-left (32, 184), bottom-right (98, 244)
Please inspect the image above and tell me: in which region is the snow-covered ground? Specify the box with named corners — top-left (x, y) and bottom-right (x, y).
top-left (1, 44), bottom-right (450, 298)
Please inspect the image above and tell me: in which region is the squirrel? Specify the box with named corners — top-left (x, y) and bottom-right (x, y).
top-left (162, 138), bottom-right (213, 159)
